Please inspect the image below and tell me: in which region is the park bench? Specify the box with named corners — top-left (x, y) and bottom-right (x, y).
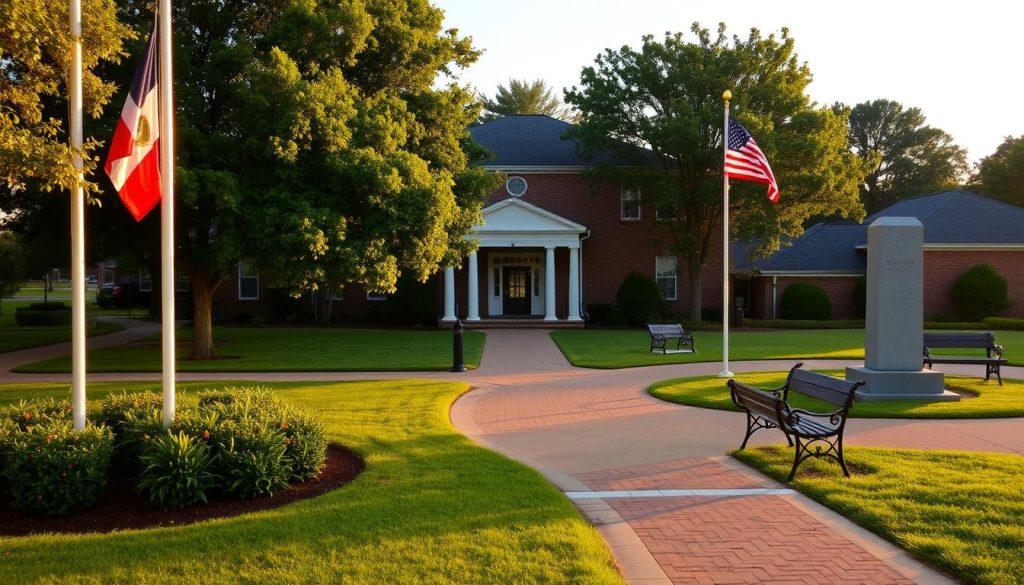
top-left (923, 332), bottom-right (1006, 385)
top-left (728, 363), bottom-right (864, 481)
top-left (646, 323), bottom-right (695, 354)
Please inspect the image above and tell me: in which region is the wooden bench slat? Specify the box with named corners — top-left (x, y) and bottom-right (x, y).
top-left (922, 331), bottom-right (1005, 384)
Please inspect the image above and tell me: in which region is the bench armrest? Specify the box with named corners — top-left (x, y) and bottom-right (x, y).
top-left (992, 344), bottom-right (1005, 359)
top-left (780, 406), bottom-right (848, 433)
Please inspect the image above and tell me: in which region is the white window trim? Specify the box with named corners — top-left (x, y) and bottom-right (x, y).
top-left (138, 270), bottom-right (153, 292)
top-left (506, 176), bottom-right (528, 197)
top-left (237, 261), bottom-right (259, 301)
top-left (656, 256), bottom-right (678, 301)
top-left (621, 187), bottom-right (641, 221)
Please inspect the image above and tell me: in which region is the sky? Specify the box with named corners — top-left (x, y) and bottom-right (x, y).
top-left (434, 0), bottom-right (1023, 164)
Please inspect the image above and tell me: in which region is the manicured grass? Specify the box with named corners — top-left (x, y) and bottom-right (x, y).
top-left (734, 446), bottom-right (1024, 585)
top-left (0, 380), bottom-right (621, 584)
top-left (551, 329), bottom-right (1024, 368)
top-left (15, 326), bottom-right (486, 372)
top-left (650, 371), bottom-right (1024, 418)
top-left (0, 301), bottom-right (124, 353)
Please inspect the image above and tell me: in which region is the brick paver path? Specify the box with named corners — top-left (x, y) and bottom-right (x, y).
top-left (6, 326), bottom-right (1021, 584)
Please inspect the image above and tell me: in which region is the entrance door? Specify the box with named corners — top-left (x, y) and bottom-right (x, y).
top-left (502, 266), bottom-right (531, 315)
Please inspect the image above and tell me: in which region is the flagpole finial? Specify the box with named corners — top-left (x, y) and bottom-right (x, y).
top-left (723, 90), bottom-right (732, 102)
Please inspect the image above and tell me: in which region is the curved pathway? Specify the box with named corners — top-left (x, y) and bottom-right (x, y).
top-left (4, 327), bottom-right (1023, 584)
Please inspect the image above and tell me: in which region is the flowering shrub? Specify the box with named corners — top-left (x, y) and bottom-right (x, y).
top-left (137, 431), bottom-right (218, 510)
top-left (1, 418), bottom-right (113, 515)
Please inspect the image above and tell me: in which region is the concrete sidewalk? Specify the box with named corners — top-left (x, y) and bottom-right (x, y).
top-left (3, 326), bottom-right (1022, 583)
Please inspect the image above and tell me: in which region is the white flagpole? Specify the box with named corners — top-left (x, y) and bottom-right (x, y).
top-left (70, 0), bottom-right (88, 429)
top-left (719, 90), bottom-right (733, 378)
top-left (158, 0), bottom-right (176, 427)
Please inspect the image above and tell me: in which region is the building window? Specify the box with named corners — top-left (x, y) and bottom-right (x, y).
top-left (506, 176), bottom-right (528, 197)
top-left (621, 188), bottom-right (641, 221)
top-left (329, 287), bottom-right (344, 301)
top-left (139, 270), bottom-right (153, 292)
top-left (237, 260), bottom-right (259, 300)
top-left (655, 205), bottom-right (674, 222)
top-left (366, 291), bottom-right (386, 301)
top-left (493, 268), bottom-right (500, 296)
top-left (656, 256), bottom-right (677, 301)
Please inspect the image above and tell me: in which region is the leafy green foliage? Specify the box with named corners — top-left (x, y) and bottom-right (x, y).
top-left (137, 431), bottom-right (218, 510)
top-left (0, 413), bottom-right (113, 515)
top-left (479, 79), bottom-right (572, 122)
top-left (952, 264), bottom-right (1011, 321)
top-left (982, 317), bottom-right (1024, 331)
top-left (564, 24), bottom-right (865, 320)
top-left (13, 308), bottom-right (71, 326)
top-left (974, 135), bottom-right (1024, 207)
top-left (217, 422), bottom-right (292, 499)
top-left (853, 274), bottom-right (867, 318)
top-left (615, 272), bottom-right (664, 325)
top-left (0, 0), bottom-right (133, 194)
top-left (779, 282), bottom-right (831, 320)
top-left (0, 233), bottom-right (25, 305)
top-left (840, 99), bottom-right (968, 212)
top-left (3, 397), bottom-right (72, 431)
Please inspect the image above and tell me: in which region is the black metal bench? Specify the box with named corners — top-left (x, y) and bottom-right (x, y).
top-left (923, 332), bottom-right (1006, 385)
top-left (728, 364), bottom-right (864, 481)
top-left (646, 323), bottom-right (695, 354)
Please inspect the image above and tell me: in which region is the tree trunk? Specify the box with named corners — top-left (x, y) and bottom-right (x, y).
top-left (190, 268), bottom-right (222, 360)
top-left (687, 260), bottom-right (703, 322)
top-left (317, 286), bottom-right (334, 325)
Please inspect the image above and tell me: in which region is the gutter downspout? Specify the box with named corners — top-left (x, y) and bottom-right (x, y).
top-left (771, 275), bottom-right (778, 320)
top-left (579, 229), bottom-right (591, 320)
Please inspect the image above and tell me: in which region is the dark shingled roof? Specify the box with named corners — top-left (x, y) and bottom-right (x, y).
top-left (734, 190), bottom-right (1024, 274)
top-left (468, 114), bottom-right (658, 167)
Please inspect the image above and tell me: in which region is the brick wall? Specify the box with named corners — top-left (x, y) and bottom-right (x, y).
top-left (773, 276), bottom-right (861, 320)
top-left (923, 250), bottom-right (1024, 319)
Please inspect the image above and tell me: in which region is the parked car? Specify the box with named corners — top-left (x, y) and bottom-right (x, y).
top-left (96, 282), bottom-right (152, 309)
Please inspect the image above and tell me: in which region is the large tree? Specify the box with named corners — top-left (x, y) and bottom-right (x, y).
top-left (841, 99), bottom-right (967, 213)
top-left (0, 0), bottom-right (131, 195)
top-left (564, 24), bottom-right (865, 321)
top-left (974, 135), bottom-right (1024, 207)
top-left (145, 0), bottom-right (496, 357)
top-left (0, 232), bottom-right (26, 314)
top-left (479, 78), bottom-right (571, 122)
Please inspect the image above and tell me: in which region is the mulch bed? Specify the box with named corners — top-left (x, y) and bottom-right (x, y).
top-left (0, 444), bottom-right (363, 536)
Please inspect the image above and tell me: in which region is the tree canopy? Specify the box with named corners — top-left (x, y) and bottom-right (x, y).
top-left (564, 23), bottom-right (865, 320)
top-left (840, 99), bottom-right (968, 213)
top-left (974, 135), bottom-right (1024, 207)
top-left (0, 0), bottom-right (132, 195)
top-left (479, 78), bottom-right (572, 122)
top-left (139, 0), bottom-right (497, 357)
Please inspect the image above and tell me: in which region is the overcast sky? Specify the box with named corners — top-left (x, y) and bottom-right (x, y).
top-left (435, 0), bottom-right (1022, 164)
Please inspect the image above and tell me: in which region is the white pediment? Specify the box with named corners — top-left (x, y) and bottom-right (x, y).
top-left (477, 198), bottom-right (587, 234)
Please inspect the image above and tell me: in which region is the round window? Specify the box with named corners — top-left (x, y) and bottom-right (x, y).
top-left (505, 176), bottom-right (528, 197)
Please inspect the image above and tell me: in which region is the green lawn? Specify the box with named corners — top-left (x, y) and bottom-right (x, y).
top-left (650, 371), bottom-right (1024, 418)
top-left (550, 328), bottom-right (1024, 368)
top-left (734, 446), bottom-right (1024, 585)
top-left (0, 301), bottom-right (125, 353)
top-left (0, 380), bottom-right (621, 584)
top-left (15, 326), bottom-right (486, 372)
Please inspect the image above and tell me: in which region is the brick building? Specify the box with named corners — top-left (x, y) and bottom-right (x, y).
top-left (735, 190), bottom-right (1024, 321)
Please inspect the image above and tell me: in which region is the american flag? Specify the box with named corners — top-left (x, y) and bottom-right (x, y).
top-left (724, 119), bottom-right (779, 204)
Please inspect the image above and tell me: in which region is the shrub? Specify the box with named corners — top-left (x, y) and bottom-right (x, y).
top-left (3, 397), bottom-right (72, 431)
top-left (615, 272), bottom-right (665, 325)
top-left (118, 408), bottom-right (166, 471)
top-left (852, 275), bottom-right (867, 318)
top-left (277, 406), bottom-right (328, 480)
top-left (95, 391), bottom-right (163, 440)
top-left (14, 308), bottom-right (72, 326)
top-left (778, 282), bottom-right (832, 320)
top-left (1, 420), bottom-right (113, 515)
top-left (28, 301), bottom-right (67, 311)
top-left (952, 264), bottom-right (1011, 321)
top-left (700, 307), bottom-right (723, 323)
top-left (137, 431), bottom-right (218, 510)
top-left (982, 317), bottom-right (1024, 331)
top-left (216, 420), bottom-right (292, 499)
top-left (585, 303), bottom-right (612, 325)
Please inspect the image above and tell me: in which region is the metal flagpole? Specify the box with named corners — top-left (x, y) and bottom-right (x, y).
top-left (158, 0), bottom-right (176, 427)
top-left (70, 0), bottom-right (87, 429)
top-left (719, 90), bottom-right (733, 378)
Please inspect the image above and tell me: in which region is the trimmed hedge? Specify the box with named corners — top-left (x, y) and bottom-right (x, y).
top-left (952, 263), bottom-right (1011, 321)
top-left (14, 308), bottom-right (71, 326)
top-left (615, 272), bottom-right (664, 325)
top-left (982, 317), bottom-right (1024, 331)
top-left (778, 283), bottom-right (831, 320)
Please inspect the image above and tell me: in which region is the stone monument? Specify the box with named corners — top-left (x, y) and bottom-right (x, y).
top-left (845, 217), bottom-right (959, 401)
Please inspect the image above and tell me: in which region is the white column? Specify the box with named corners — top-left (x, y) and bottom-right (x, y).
top-left (70, 0), bottom-right (87, 429)
top-left (568, 246), bottom-right (581, 321)
top-left (443, 267), bottom-right (456, 321)
top-left (467, 251), bottom-right (480, 321)
top-left (544, 246), bottom-right (557, 321)
top-left (159, 0), bottom-right (178, 427)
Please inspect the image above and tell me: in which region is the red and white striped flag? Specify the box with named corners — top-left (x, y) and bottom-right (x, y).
top-left (104, 20), bottom-right (161, 221)
top-left (724, 119), bottom-right (779, 204)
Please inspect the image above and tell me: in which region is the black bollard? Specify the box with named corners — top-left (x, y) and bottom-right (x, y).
top-left (451, 319), bottom-right (467, 373)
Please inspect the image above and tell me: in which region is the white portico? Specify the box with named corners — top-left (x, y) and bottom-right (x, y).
top-left (441, 198), bottom-right (587, 323)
